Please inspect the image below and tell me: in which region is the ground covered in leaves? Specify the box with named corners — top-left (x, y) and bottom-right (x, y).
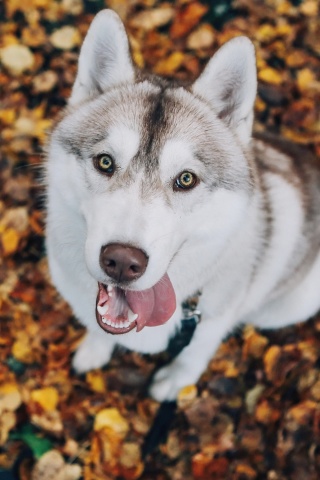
top-left (1, 0), bottom-right (320, 479)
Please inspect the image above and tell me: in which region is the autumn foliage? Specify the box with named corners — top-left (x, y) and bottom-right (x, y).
top-left (0, 0), bottom-right (320, 479)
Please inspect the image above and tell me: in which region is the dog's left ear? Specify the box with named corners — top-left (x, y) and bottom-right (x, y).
top-left (69, 9), bottom-right (135, 105)
top-left (192, 37), bottom-right (256, 145)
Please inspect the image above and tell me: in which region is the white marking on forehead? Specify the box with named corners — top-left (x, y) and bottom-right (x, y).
top-left (96, 125), bottom-right (140, 169)
top-left (159, 138), bottom-right (205, 180)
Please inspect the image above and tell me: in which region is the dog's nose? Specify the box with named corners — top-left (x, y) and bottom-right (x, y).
top-left (100, 243), bottom-right (148, 282)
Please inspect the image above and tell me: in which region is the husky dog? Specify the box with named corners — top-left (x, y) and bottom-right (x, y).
top-left (46, 10), bottom-right (320, 401)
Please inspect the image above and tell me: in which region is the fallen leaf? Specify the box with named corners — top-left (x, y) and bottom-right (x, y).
top-left (0, 44), bottom-right (35, 75)
top-left (187, 24), bottom-right (215, 49)
top-left (258, 67), bottom-right (283, 85)
top-left (50, 27), bottom-right (81, 50)
top-left (94, 408), bottom-right (129, 438)
top-left (170, 3), bottom-right (208, 39)
top-left (31, 387), bottom-right (59, 412)
top-left (32, 449), bottom-right (82, 480)
top-left (130, 7), bottom-right (174, 30)
top-left (154, 51), bottom-right (185, 75)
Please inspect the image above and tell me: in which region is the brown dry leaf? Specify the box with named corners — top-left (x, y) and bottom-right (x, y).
top-left (170, 2), bottom-right (208, 39)
top-left (235, 463), bottom-right (257, 479)
top-left (310, 380), bottom-right (320, 401)
top-left (130, 7), bottom-right (174, 30)
top-left (22, 25), bottom-right (47, 47)
top-left (255, 399), bottom-right (281, 424)
top-left (192, 451), bottom-right (229, 478)
top-left (33, 71), bottom-right (58, 93)
top-left (119, 442), bottom-right (143, 478)
top-left (263, 345), bottom-right (281, 382)
top-left (0, 382), bottom-right (22, 414)
top-left (0, 411), bottom-right (16, 446)
top-left (31, 410), bottom-right (64, 434)
top-left (287, 400), bottom-right (317, 425)
top-left (243, 326), bottom-right (269, 359)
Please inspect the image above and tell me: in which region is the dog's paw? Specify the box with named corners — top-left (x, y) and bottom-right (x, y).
top-left (72, 332), bottom-right (114, 373)
top-left (149, 363), bottom-right (194, 402)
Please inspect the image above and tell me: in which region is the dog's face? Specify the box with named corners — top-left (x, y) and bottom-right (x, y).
top-left (48, 10), bottom-right (257, 335)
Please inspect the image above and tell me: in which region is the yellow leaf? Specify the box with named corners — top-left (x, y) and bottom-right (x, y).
top-left (1, 228), bottom-right (20, 255)
top-left (154, 52), bottom-right (184, 75)
top-left (86, 370), bottom-right (106, 393)
top-left (0, 109), bottom-right (16, 125)
top-left (256, 24), bottom-right (277, 43)
top-left (31, 387), bottom-right (59, 412)
top-left (34, 119), bottom-right (53, 143)
top-left (177, 384), bottom-right (197, 409)
top-left (297, 68), bottom-right (316, 91)
top-left (94, 408), bottom-right (129, 437)
top-left (258, 67), bottom-right (283, 85)
top-left (12, 336), bottom-right (34, 363)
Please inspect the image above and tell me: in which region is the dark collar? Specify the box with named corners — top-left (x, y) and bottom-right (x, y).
top-left (166, 292), bottom-right (201, 359)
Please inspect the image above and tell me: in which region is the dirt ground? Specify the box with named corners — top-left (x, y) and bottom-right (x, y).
top-left (0, 0), bottom-right (320, 479)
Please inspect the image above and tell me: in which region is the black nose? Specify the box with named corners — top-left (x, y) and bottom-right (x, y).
top-left (100, 243), bottom-right (148, 283)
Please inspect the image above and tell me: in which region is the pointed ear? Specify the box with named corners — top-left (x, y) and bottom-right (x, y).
top-left (69, 9), bottom-right (135, 105)
top-left (192, 37), bottom-right (257, 145)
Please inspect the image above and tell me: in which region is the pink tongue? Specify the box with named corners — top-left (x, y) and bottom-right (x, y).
top-left (126, 273), bottom-right (176, 332)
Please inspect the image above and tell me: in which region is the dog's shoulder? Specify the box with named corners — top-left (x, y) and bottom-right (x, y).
top-left (252, 131), bottom-right (320, 180)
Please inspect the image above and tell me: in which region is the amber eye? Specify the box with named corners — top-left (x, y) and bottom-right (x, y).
top-left (94, 154), bottom-right (114, 175)
top-left (174, 171), bottom-right (198, 191)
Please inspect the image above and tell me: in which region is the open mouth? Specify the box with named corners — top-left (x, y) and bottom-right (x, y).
top-left (95, 273), bottom-right (177, 334)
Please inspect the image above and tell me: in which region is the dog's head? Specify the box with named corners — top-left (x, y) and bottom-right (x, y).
top-left (48, 10), bottom-right (257, 335)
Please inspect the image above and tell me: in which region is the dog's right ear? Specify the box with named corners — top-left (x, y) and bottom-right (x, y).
top-left (69, 10), bottom-right (134, 105)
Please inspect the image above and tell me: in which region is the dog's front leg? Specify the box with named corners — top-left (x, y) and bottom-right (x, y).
top-left (149, 312), bottom-right (237, 402)
top-left (72, 330), bottom-right (117, 373)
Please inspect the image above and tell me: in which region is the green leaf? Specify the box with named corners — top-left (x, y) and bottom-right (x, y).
top-left (6, 356), bottom-right (26, 375)
top-left (9, 424), bottom-right (53, 459)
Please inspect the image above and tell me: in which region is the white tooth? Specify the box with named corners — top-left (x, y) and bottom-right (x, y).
top-left (101, 317), bottom-right (107, 324)
top-left (124, 320), bottom-right (130, 328)
top-left (106, 318), bottom-right (112, 326)
top-left (107, 285), bottom-right (113, 293)
top-left (128, 309), bottom-right (138, 323)
top-left (97, 304), bottom-right (109, 315)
